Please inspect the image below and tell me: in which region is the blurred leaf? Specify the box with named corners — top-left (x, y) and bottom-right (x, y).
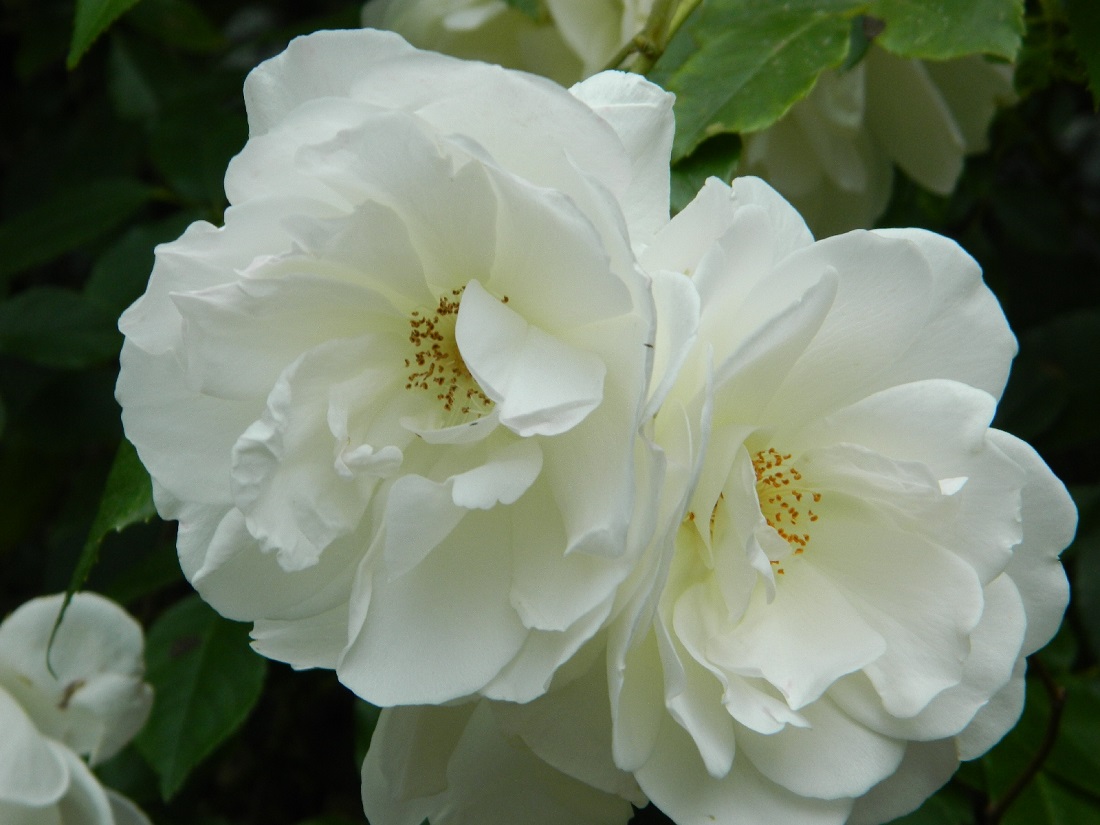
top-left (126, 0), bottom-right (225, 52)
top-left (136, 595), bottom-right (267, 800)
top-left (1065, 0), bottom-right (1100, 106)
top-left (670, 133), bottom-right (741, 214)
top-left (1009, 311), bottom-right (1100, 450)
top-left (502, 0), bottom-right (540, 19)
top-left (0, 178), bottom-right (152, 284)
top-left (999, 774), bottom-right (1100, 825)
top-left (0, 287), bottom-right (120, 368)
top-left (868, 0), bottom-right (1024, 60)
top-left (68, 0), bottom-right (147, 68)
top-left (150, 110), bottom-right (245, 208)
top-left (108, 35), bottom-right (160, 122)
top-left (86, 213), bottom-right (196, 313)
top-left (1070, 484), bottom-right (1100, 660)
top-left (888, 785), bottom-right (971, 823)
top-left (651, 0), bottom-right (860, 160)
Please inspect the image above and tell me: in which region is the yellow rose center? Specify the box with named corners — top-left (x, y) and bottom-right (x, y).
top-left (404, 287), bottom-right (496, 417)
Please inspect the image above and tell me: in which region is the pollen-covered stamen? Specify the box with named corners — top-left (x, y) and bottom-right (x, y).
top-left (404, 287), bottom-right (498, 416)
top-left (752, 447), bottom-right (822, 571)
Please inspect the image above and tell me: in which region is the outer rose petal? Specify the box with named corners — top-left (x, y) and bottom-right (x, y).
top-left (0, 690), bottom-right (68, 807)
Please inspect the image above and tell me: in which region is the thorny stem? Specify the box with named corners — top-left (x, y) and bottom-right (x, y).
top-left (980, 657), bottom-right (1067, 824)
top-left (603, 0), bottom-right (704, 75)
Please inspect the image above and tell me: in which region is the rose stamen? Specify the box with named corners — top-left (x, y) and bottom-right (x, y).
top-left (753, 447), bottom-right (820, 560)
top-left (404, 287), bottom-right (494, 416)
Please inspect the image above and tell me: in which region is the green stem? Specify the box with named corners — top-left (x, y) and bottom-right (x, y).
top-left (604, 0), bottom-right (704, 75)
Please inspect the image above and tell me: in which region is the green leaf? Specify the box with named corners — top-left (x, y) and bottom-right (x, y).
top-left (0, 287), bottom-right (121, 369)
top-left (1066, 0), bottom-right (1100, 105)
top-left (650, 0), bottom-right (863, 160)
top-left (1000, 774), bottom-right (1100, 825)
top-left (136, 595), bottom-right (267, 800)
top-left (86, 213), bottom-right (196, 313)
top-left (47, 439), bottom-right (156, 671)
top-left (68, 0), bottom-right (147, 68)
top-left (670, 133), bottom-right (741, 214)
top-left (150, 110), bottom-right (245, 208)
top-left (126, 0), bottom-right (225, 53)
top-left (867, 0), bottom-right (1025, 60)
top-left (0, 178), bottom-right (152, 284)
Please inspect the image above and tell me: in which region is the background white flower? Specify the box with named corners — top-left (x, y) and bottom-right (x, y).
top-left (117, 29), bottom-right (675, 708)
top-left (741, 49), bottom-right (1015, 236)
top-left (0, 593), bottom-right (153, 825)
top-left (362, 0), bottom-right (655, 85)
top-left (595, 176), bottom-right (1074, 824)
top-left (361, 658), bottom-right (645, 825)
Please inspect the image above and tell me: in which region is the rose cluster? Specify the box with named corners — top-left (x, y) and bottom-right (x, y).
top-left (117, 28), bottom-right (1072, 825)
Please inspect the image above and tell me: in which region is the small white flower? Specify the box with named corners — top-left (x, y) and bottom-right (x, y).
top-left (362, 0), bottom-right (655, 85)
top-left (0, 593), bottom-right (153, 825)
top-left (117, 29), bottom-right (675, 707)
top-left (741, 49), bottom-right (1015, 236)
top-left (599, 176), bottom-right (1073, 824)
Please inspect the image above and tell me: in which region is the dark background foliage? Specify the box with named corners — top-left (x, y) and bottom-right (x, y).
top-left (0, 0), bottom-right (1098, 823)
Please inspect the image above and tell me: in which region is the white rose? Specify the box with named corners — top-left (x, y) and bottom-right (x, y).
top-left (362, 0), bottom-right (655, 85)
top-left (741, 49), bottom-right (1015, 236)
top-left (117, 29), bottom-right (675, 707)
top-left (598, 176), bottom-right (1073, 824)
top-left (0, 593), bottom-right (153, 825)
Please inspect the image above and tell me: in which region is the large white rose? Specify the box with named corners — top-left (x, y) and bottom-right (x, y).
top-left (117, 29), bottom-right (675, 707)
top-left (599, 176), bottom-right (1073, 823)
top-left (362, 0), bottom-right (655, 85)
top-left (0, 593), bottom-right (153, 825)
top-left (741, 49), bottom-right (1015, 236)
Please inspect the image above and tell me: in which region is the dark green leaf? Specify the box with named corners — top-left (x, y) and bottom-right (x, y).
top-left (650, 0), bottom-right (862, 160)
top-left (86, 213), bottom-right (196, 313)
top-left (0, 287), bottom-right (121, 369)
top-left (150, 110), bottom-right (245, 208)
top-left (68, 0), bottom-right (147, 68)
top-left (1069, 487), bottom-right (1100, 659)
top-left (126, 0), bottom-right (225, 52)
top-left (136, 595), bottom-right (267, 800)
top-left (1066, 0), bottom-right (1100, 106)
top-left (1000, 774), bottom-right (1100, 825)
top-left (108, 35), bottom-right (160, 122)
top-left (868, 0), bottom-right (1025, 60)
top-left (47, 438), bottom-right (156, 670)
top-left (670, 133), bottom-right (741, 214)
top-left (0, 178), bottom-right (152, 284)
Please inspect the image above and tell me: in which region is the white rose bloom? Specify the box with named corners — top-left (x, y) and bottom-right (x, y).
top-left (362, 0), bottom-right (655, 85)
top-left (598, 177), bottom-right (1072, 824)
top-left (741, 49), bottom-right (1015, 236)
top-left (0, 593), bottom-right (154, 825)
top-left (117, 29), bottom-right (675, 707)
